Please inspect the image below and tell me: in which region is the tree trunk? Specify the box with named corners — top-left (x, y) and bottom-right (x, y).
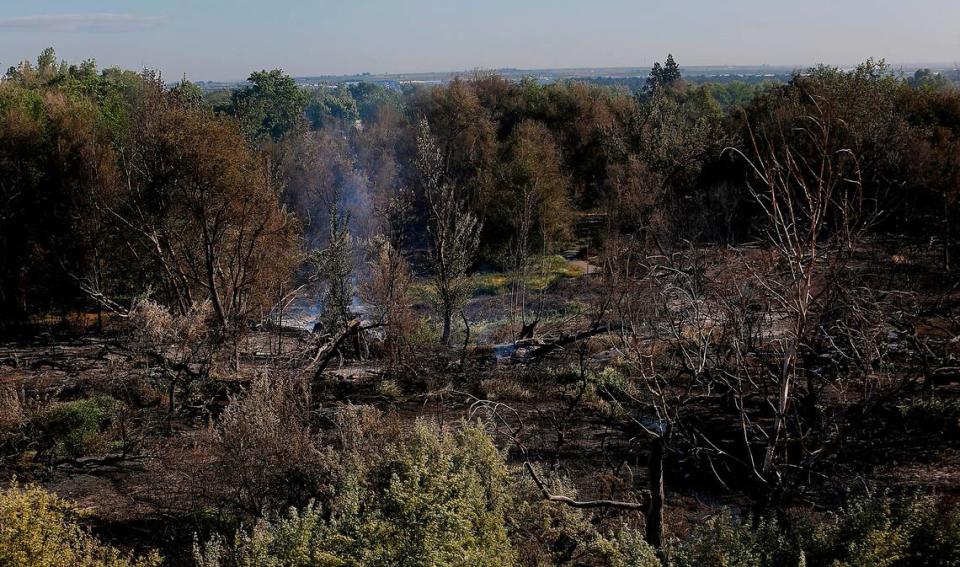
top-left (441, 308), bottom-right (452, 346)
top-left (646, 435), bottom-right (666, 548)
top-left (945, 191), bottom-right (952, 272)
top-left (168, 376), bottom-right (176, 414)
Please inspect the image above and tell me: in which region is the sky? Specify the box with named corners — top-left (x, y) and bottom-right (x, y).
top-left (2, 0), bottom-right (959, 81)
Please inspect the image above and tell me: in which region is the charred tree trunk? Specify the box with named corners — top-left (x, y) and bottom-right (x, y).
top-left (945, 190), bottom-right (952, 272)
top-left (441, 308), bottom-right (453, 346)
top-left (646, 431), bottom-right (669, 548)
top-left (168, 375), bottom-right (176, 415)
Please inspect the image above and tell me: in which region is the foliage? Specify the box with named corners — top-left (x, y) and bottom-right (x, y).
top-left (0, 79), bottom-right (116, 321)
top-left (596, 527), bottom-right (661, 567)
top-left (314, 188), bottom-right (354, 334)
top-left (38, 396), bottom-right (120, 460)
top-left (417, 119), bottom-right (483, 344)
top-left (111, 80), bottom-right (300, 331)
top-left (230, 69), bottom-right (308, 142)
top-left (306, 86), bottom-right (358, 128)
top-left (648, 54), bottom-right (683, 91)
top-left (196, 422), bottom-right (517, 566)
top-left (204, 374), bottom-right (331, 518)
top-left (662, 496), bottom-right (960, 567)
top-left (899, 396), bottom-right (960, 435)
top-left (0, 479), bottom-right (160, 566)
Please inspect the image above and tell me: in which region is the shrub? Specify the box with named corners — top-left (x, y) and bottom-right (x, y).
top-left (506, 463), bottom-right (604, 566)
top-left (376, 379), bottom-right (404, 401)
top-left (803, 497), bottom-right (910, 567)
top-left (479, 377), bottom-right (534, 401)
top-left (197, 422), bottom-right (517, 566)
top-left (211, 374), bottom-right (330, 517)
top-left (0, 387), bottom-right (28, 458)
top-left (662, 495), bottom-right (960, 567)
top-left (664, 512), bottom-right (770, 567)
top-left (0, 387), bottom-right (25, 434)
top-left (0, 479), bottom-right (160, 567)
top-left (38, 395), bottom-right (120, 460)
top-left (899, 397), bottom-right (960, 437)
top-left (802, 495), bottom-right (960, 567)
top-left (596, 527), bottom-right (661, 567)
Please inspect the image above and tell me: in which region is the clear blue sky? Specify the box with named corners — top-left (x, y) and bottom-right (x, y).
top-left (2, 0), bottom-right (959, 81)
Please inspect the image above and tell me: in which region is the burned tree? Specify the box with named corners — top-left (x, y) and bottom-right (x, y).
top-left (730, 95), bottom-right (879, 483)
top-left (416, 119), bottom-right (482, 346)
top-left (93, 79), bottom-right (299, 338)
top-left (361, 188), bottom-right (415, 360)
top-left (314, 186), bottom-right (353, 335)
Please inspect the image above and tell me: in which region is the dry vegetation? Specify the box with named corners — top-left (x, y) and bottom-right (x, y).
top-left (1, 50), bottom-right (959, 566)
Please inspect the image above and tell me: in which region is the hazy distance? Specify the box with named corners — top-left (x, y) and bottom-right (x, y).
top-left (2, 0), bottom-right (959, 82)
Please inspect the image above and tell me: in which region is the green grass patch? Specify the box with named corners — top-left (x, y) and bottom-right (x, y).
top-left (472, 255), bottom-right (585, 297)
top-left (38, 395), bottom-right (120, 460)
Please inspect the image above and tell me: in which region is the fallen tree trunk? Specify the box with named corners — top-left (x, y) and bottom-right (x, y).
top-left (310, 320), bottom-right (385, 382)
top-left (524, 461), bottom-right (648, 510)
top-left (526, 322), bottom-right (620, 359)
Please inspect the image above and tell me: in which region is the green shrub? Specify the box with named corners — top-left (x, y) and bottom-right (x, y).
top-left (38, 395), bottom-right (120, 460)
top-left (664, 512), bottom-right (770, 567)
top-left (802, 495), bottom-right (960, 567)
top-left (192, 416), bottom-right (960, 567)
top-left (0, 479), bottom-right (160, 567)
top-left (803, 497), bottom-right (909, 567)
top-left (506, 464), bottom-right (607, 566)
top-left (899, 397), bottom-right (960, 436)
top-left (198, 422), bottom-right (517, 566)
top-left (663, 496), bottom-right (960, 567)
top-left (597, 527), bottom-right (661, 567)
top-left (376, 379), bottom-right (404, 401)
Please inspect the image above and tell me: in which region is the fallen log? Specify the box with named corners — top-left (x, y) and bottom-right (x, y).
top-left (526, 322), bottom-right (620, 359)
top-left (310, 320), bottom-right (385, 382)
top-left (524, 461), bottom-right (648, 510)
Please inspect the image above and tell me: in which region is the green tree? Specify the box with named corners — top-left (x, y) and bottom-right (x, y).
top-left (647, 53), bottom-right (682, 91)
top-left (315, 187), bottom-right (354, 334)
top-left (231, 69), bottom-right (308, 142)
top-left (305, 85), bottom-right (358, 128)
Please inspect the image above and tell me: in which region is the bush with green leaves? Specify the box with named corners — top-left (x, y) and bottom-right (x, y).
top-left (191, 412), bottom-right (960, 567)
top-left (662, 495), bottom-right (960, 567)
top-left (899, 397), bottom-right (960, 437)
top-left (596, 527), bottom-right (661, 567)
top-left (195, 422), bottom-right (517, 567)
top-left (38, 395), bottom-right (120, 460)
top-left (800, 495), bottom-right (960, 567)
top-left (0, 479), bottom-right (160, 567)
top-left (663, 512), bottom-right (795, 567)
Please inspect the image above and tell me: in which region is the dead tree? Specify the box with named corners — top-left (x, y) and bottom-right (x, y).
top-left (416, 119), bottom-right (482, 346)
top-left (729, 96), bottom-right (876, 482)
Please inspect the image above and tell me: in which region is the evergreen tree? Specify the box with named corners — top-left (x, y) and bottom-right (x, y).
top-left (647, 54), bottom-right (682, 91)
top-left (315, 188), bottom-right (353, 334)
top-left (663, 53), bottom-right (682, 83)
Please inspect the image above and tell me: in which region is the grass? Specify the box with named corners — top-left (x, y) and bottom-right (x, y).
top-left (410, 254), bottom-right (586, 301)
top-left (473, 255), bottom-right (586, 296)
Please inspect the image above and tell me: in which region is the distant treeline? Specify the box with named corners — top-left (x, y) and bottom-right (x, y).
top-left (1, 48), bottom-right (958, 324)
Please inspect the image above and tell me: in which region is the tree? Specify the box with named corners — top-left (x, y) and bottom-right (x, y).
top-left (0, 82), bottom-right (115, 322)
top-left (361, 186), bottom-right (415, 361)
top-left (315, 186), bottom-right (353, 334)
top-left (498, 121), bottom-right (572, 338)
top-left (724, 93), bottom-right (884, 495)
top-left (647, 54), bottom-right (682, 91)
top-left (305, 85), bottom-right (358, 129)
top-left (98, 78), bottom-right (299, 336)
top-left (909, 68), bottom-right (952, 91)
top-left (230, 69), bottom-right (308, 142)
top-left (416, 119), bottom-right (482, 346)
